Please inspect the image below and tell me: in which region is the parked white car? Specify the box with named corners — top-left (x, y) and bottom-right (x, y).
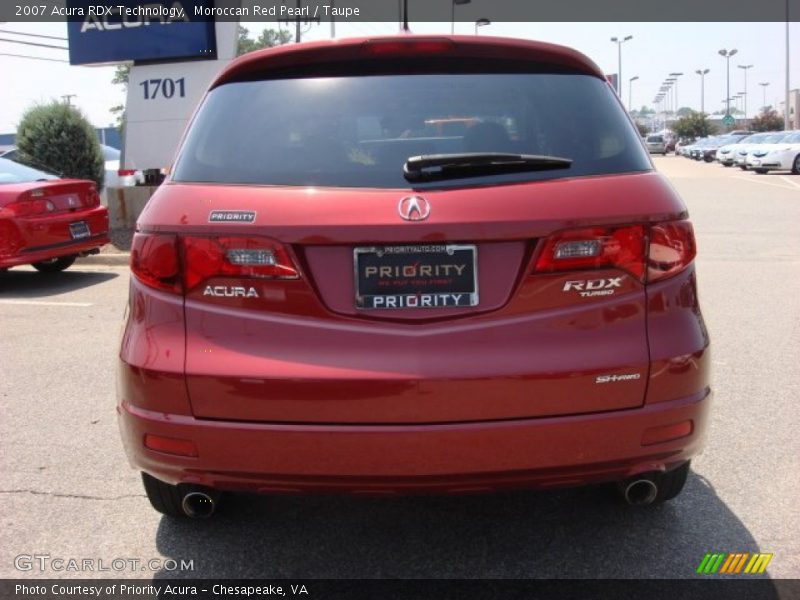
top-left (745, 131), bottom-right (800, 174)
top-left (733, 132), bottom-right (788, 169)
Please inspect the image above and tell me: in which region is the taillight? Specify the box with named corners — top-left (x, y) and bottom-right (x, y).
top-left (534, 225), bottom-right (647, 280)
top-left (4, 193), bottom-right (56, 217)
top-left (647, 221), bottom-right (696, 282)
top-left (362, 39), bottom-right (455, 56)
top-left (533, 221), bottom-right (696, 283)
top-left (130, 233), bottom-right (180, 293)
top-left (182, 236), bottom-right (299, 291)
top-left (130, 233), bottom-right (299, 294)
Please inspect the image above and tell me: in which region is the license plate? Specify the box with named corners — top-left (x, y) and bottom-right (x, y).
top-left (354, 244), bottom-right (478, 310)
top-left (69, 221), bottom-right (90, 240)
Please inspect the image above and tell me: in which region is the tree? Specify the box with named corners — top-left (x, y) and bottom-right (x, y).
top-left (676, 107), bottom-right (693, 117)
top-left (634, 121), bottom-right (650, 137)
top-left (237, 26), bottom-right (292, 56)
top-left (750, 108), bottom-right (784, 132)
top-left (109, 64), bottom-right (131, 133)
top-left (672, 110), bottom-right (717, 139)
top-left (16, 101), bottom-right (104, 189)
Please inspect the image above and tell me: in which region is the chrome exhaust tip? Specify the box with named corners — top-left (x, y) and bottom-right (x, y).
top-left (181, 491), bottom-right (216, 518)
top-left (622, 478), bottom-right (658, 506)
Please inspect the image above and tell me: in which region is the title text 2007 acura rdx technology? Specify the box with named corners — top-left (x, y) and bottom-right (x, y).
top-left (117, 36), bottom-right (711, 518)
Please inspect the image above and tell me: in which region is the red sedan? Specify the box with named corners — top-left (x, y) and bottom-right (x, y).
top-left (117, 35), bottom-right (711, 518)
top-left (0, 158), bottom-right (109, 273)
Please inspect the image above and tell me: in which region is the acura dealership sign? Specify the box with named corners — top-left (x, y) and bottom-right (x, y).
top-left (66, 0), bottom-right (217, 65)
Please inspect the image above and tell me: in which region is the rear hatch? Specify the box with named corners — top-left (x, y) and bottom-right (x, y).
top-left (140, 37), bottom-right (687, 424)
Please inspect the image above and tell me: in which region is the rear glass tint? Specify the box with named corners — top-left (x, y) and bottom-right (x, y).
top-left (646, 136), bottom-right (663, 143)
top-left (173, 73), bottom-right (651, 189)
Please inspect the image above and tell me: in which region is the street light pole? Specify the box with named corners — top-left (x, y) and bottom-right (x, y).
top-left (759, 82), bottom-right (770, 111)
top-left (610, 35), bottom-right (632, 97)
top-left (719, 48), bottom-right (738, 124)
top-left (451, 0), bottom-right (471, 35)
top-left (738, 64), bottom-right (753, 120)
top-left (628, 75), bottom-right (639, 111)
top-left (669, 72), bottom-right (683, 114)
top-left (695, 68), bottom-right (710, 114)
top-left (474, 18), bottom-right (490, 35)
top-left (785, 0), bottom-right (791, 129)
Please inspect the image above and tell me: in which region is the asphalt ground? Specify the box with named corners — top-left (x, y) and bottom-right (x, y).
top-left (1, 156), bottom-right (799, 580)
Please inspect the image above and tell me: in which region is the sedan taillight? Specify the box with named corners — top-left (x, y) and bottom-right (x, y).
top-left (130, 233), bottom-right (300, 294)
top-left (533, 221), bottom-right (696, 283)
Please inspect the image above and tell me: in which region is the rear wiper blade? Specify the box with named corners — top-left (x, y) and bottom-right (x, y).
top-left (403, 152), bottom-right (572, 182)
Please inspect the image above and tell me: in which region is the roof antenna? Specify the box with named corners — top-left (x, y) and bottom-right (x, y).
top-left (402, 0), bottom-right (410, 32)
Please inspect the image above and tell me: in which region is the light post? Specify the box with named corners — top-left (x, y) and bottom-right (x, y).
top-left (474, 18), bottom-right (490, 35)
top-left (665, 78), bottom-right (677, 124)
top-left (610, 35), bottom-right (633, 96)
top-left (759, 82), bottom-right (770, 110)
top-left (669, 72), bottom-right (684, 113)
top-left (695, 68), bottom-right (710, 114)
top-left (719, 48), bottom-right (738, 118)
top-left (628, 75), bottom-right (639, 111)
top-left (738, 64), bottom-right (753, 120)
top-left (451, 0), bottom-right (471, 35)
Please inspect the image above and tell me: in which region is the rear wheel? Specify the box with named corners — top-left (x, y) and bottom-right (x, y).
top-left (32, 255), bottom-right (76, 273)
top-left (792, 154), bottom-right (800, 175)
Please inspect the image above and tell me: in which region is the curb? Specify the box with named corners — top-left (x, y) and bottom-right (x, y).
top-left (76, 253), bottom-right (130, 267)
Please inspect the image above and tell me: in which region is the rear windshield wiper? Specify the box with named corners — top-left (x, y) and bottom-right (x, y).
top-left (403, 153), bottom-right (572, 182)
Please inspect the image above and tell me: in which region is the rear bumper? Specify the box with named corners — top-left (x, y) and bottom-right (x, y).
top-left (0, 233), bottom-right (109, 268)
top-left (118, 388), bottom-right (711, 494)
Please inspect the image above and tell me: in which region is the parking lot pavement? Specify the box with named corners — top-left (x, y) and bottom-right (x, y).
top-left (1, 157), bottom-right (799, 579)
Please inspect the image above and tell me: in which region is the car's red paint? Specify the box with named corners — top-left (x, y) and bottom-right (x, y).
top-left (0, 179), bottom-right (109, 269)
top-left (117, 35), bottom-right (710, 501)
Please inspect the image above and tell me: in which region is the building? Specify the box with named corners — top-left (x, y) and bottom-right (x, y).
top-left (778, 89), bottom-right (800, 129)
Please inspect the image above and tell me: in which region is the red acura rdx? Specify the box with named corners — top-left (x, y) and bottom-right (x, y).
top-left (117, 35), bottom-right (711, 518)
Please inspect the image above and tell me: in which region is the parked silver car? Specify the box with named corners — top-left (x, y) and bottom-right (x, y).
top-left (645, 134), bottom-right (667, 155)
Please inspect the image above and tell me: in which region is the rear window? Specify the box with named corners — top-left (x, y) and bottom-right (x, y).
top-left (646, 135), bottom-right (663, 143)
top-left (0, 157), bottom-right (58, 185)
top-left (173, 73), bottom-right (651, 189)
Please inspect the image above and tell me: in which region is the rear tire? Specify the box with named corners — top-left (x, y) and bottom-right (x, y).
top-left (142, 472), bottom-right (186, 518)
top-left (32, 255), bottom-right (76, 273)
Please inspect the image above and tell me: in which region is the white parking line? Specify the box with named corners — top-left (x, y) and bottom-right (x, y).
top-left (733, 176), bottom-right (799, 191)
top-left (780, 176), bottom-right (800, 189)
top-left (0, 299), bottom-right (93, 307)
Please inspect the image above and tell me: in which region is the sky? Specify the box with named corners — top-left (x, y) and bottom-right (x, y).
top-left (1, 20), bottom-right (798, 133)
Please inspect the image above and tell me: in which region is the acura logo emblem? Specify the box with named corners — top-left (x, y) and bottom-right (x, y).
top-left (398, 196), bottom-right (431, 221)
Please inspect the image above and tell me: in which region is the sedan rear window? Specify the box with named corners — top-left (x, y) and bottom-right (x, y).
top-left (173, 73), bottom-right (651, 189)
top-left (0, 157), bottom-right (58, 185)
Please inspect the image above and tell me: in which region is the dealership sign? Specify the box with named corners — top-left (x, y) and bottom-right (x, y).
top-left (66, 0), bottom-right (216, 65)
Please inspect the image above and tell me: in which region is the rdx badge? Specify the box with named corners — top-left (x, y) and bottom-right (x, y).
top-left (563, 277), bottom-right (624, 297)
top-left (203, 286), bottom-right (259, 298)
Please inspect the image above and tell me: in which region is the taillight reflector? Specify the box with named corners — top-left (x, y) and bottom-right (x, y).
top-left (144, 434), bottom-right (198, 457)
top-left (641, 421), bottom-right (693, 446)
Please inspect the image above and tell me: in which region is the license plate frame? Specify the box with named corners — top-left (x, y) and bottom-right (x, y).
top-left (354, 244), bottom-right (479, 310)
top-left (69, 221), bottom-right (90, 240)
